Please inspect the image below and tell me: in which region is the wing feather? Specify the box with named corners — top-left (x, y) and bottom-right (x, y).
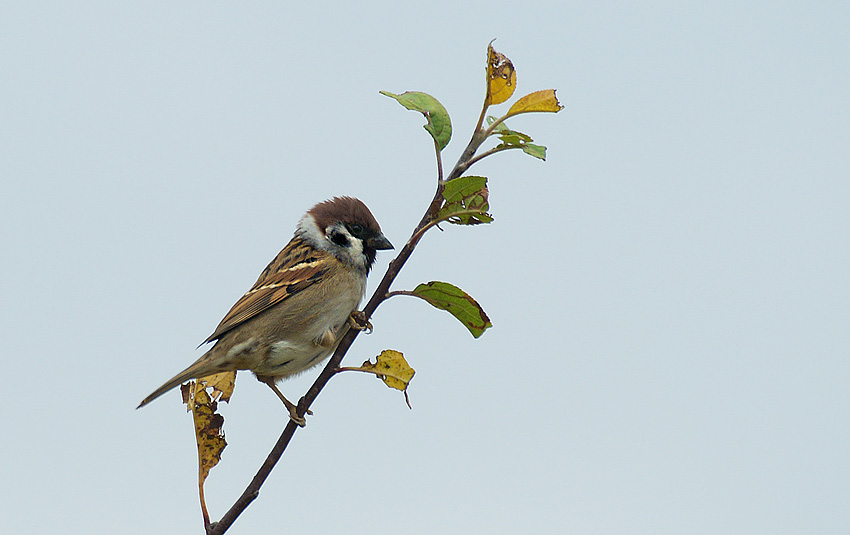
top-left (202, 237), bottom-right (328, 344)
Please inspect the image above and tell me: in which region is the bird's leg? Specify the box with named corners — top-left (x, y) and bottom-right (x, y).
top-left (256, 375), bottom-right (311, 427)
top-left (348, 310), bottom-right (373, 333)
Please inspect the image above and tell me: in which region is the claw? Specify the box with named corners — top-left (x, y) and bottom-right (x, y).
top-left (348, 310), bottom-right (373, 333)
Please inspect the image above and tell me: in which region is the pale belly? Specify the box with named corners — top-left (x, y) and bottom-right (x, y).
top-left (255, 338), bottom-right (337, 377)
top-left (251, 289), bottom-right (360, 378)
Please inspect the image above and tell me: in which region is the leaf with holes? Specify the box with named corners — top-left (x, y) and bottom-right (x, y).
top-left (358, 350), bottom-right (416, 392)
top-left (486, 117), bottom-right (548, 161)
top-left (342, 350), bottom-right (415, 408)
top-left (191, 388), bottom-right (226, 482)
top-left (182, 378), bottom-right (230, 525)
top-left (436, 175), bottom-right (493, 225)
top-left (486, 42), bottom-right (516, 106)
top-left (202, 371), bottom-right (236, 404)
top-left (411, 281), bottom-right (492, 338)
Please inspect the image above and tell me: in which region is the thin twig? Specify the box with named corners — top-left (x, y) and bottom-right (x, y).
top-left (385, 290), bottom-right (416, 299)
top-left (465, 144), bottom-right (520, 169)
top-left (474, 91), bottom-right (490, 133)
top-left (434, 138), bottom-right (444, 182)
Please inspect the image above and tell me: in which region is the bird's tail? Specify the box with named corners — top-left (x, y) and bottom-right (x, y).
top-left (136, 352), bottom-right (224, 409)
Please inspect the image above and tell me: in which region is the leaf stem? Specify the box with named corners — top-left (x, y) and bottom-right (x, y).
top-left (465, 144), bottom-right (520, 169)
top-left (408, 220), bottom-right (440, 245)
top-left (384, 290), bottom-right (416, 299)
top-left (474, 97), bottom-right (490, 133)
top-left (482, 112), bottom-right (510, 138)
top-left (335, 366), bottom-right (383, 378)
top-left (199, 479), bottom-right (211, 531)
top-left (434, 138), bottom-right (444, 182)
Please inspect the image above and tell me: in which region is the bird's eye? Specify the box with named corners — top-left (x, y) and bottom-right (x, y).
top-left (347, 223), bottom-right (365, 237)
top-left (330, 230), bottom-right (349, 247)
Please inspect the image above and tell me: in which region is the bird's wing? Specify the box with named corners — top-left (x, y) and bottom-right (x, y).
top-left (202, 237), bottom-right (329, 344)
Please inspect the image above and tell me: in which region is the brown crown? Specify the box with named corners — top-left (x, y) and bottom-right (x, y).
top-left (308, 196), bottom-right (382, 233)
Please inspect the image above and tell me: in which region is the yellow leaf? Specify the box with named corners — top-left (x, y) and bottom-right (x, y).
top-left (360, 350), bottom-right (415, 392)
top-left (187, 382), bottom-right (227, 484)
top-left (200, 371), bottom-right (236, 403)
top-left (486, 43), bottom-right (516, 106)
top-left (183, 378), bottom-right (230, 524)
top-left (506, 89), bottom-right (564, 117)
top-left (340, 350), bottom-right (416, 408)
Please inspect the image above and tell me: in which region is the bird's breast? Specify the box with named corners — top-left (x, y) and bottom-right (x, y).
top-left (252, 269), bottom-right (365, 378)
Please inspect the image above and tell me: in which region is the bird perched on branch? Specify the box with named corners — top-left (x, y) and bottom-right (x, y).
top-left (138, 196), bottom-right (393, 425)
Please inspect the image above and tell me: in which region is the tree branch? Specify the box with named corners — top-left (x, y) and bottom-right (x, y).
top-left (207, 94), bottom-right (495, 535)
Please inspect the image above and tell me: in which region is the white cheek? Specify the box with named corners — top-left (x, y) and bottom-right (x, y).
top-left (296, 214), bottom-right (326, 247)
top-left (344, 238), bottom-right (366, 269)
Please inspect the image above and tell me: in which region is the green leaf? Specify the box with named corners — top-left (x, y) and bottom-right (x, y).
top-left (521, 143), bottom-right (547, 160)
top-left (436, 175), bottom-right (493, 225)
top-left (380, 90), bottom-right (452, 151)
top-left (488, 118), bottom-right (510, 133)
top-left (485, 116), bottom-right (547, 161)
top-left (411, 281), bottom-right (492, 338)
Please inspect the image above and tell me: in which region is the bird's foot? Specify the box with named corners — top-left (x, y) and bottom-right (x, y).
top-left (259, 376), bottom-right (312, 427)
top-left (348, 310), bottom-right (373, 333)
top-left (286, 404), bottom-right (311, 428)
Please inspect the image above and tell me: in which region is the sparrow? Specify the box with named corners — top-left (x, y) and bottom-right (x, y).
top-left (137, 196), bottom-right (393, 425)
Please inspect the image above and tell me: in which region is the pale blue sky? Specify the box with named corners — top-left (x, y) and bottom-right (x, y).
top-left (2, 2), bottom-right (848, 534)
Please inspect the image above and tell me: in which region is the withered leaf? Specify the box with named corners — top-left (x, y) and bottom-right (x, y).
top-left (486, 42), bottom-right (517, 106)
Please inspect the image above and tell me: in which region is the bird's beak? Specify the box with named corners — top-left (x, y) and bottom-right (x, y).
top-left (368, 233), bottom-right (394, 250)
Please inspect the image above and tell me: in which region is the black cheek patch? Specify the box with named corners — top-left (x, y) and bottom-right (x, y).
top-left (330, 231), bottom-right (349, 247)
